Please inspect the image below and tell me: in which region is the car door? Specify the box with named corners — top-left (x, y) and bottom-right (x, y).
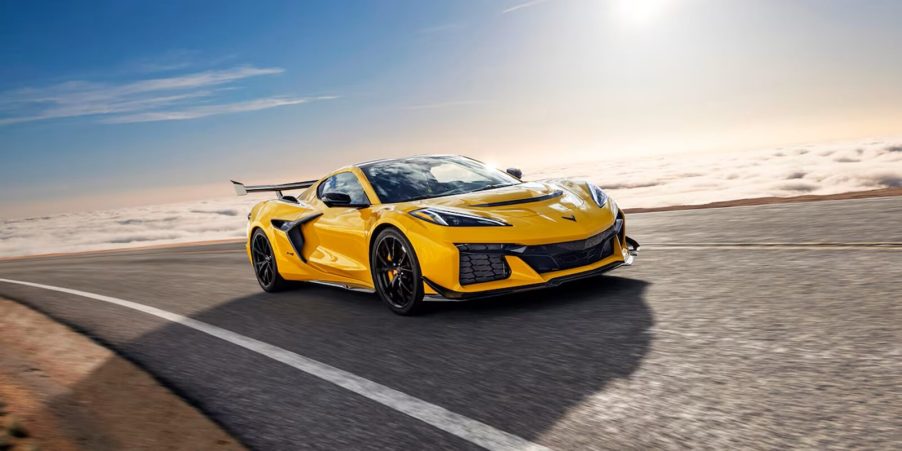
top-left (304, 171), bottom-right (375, 284)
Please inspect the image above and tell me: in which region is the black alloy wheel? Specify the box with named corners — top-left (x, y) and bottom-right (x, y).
top-left (371, 228), bottom-right (425, 315)
top-left (251, 229), bottom-right (288, 292)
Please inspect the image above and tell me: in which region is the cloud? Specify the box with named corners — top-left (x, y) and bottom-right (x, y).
top-left (0, 196), bottom-right (261, 257)
top-left (128, 49), bottom-right (203, 74)
top-left (869, 173), bottom-right (901, 188)
top-left (1, 139), bottom-right (899, 257)
top-left (0, 65), bottom-right (323, 126)
top-left (528, 139), bottom-right (902, 210)
top-left (115, 66), bottom-right (283, 94)
top-left (125, 51), bottom-right (240, 75)
top-left (0, 90), bottom-right (218, 125)
top-left (774, 182), bottom-right (818, 192)
top-left (102, 96), bottom-right (336, 124)
top-left (502, 0), bottom-right (554, 14)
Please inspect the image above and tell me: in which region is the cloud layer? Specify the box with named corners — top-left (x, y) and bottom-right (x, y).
top-left (0, 197), bottom-right (260, 257)
top-left (0, 65), bottom-right (330, 125)
top-left (1, 139), bottom-right (899, 257)
top-left (530, 140), bottom-right (902, 209)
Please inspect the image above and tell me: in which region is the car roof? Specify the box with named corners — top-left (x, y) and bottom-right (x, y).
top-left (355, 154), bottom-right (462, 169)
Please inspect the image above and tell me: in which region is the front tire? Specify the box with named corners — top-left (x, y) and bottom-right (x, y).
top-left (251, 229), bottom-right (289, 292)
top-left (371, 228), bottom-right (425, 315)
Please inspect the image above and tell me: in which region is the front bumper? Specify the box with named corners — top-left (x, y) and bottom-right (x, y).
top-left (422, 234), bottom-right (640, 301)
top-left (403, 196), bottom-right (638, 299)
top-left (423, 259), bottom-right (624, 300)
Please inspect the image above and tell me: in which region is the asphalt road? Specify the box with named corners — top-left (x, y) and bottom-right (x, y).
top-left (1, 197), bottom-right (900, 450)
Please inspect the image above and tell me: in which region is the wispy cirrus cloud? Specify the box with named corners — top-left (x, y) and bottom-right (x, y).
top-left (104, 95), bottom-right (338, 124)
top-left (127, 49), bottom-right (201, 74)
top-left (501, 0), bottom-right (555, 14)
top-left (0, 65), bottom-right (329, 126)
top-left (124, 49), bottom-right (240, 74)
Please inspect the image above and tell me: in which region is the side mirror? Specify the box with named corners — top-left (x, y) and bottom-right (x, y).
top-left (506, 167), bottom-right (523, 179)
top-left (322, 192), bottom-right (352, 207)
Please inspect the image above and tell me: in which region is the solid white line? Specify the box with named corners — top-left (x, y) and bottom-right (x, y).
top-left (0, 278), bottom-right (547, 451)
top-left (645, 242), bottom-right (902, 247)
top-left (643, 245), bottom-right (900, 251)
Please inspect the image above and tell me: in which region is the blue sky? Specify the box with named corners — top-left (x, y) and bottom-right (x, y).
top-left (2, 0), bottom-right (901, 217)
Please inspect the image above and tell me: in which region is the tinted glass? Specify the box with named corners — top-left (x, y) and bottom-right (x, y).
top-left (317, 172), bottom-right (369, 205)
top-left (360, 156), bottom-right (520, 203)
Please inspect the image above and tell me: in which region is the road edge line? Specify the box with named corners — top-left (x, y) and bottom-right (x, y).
top-left (0, 278), bottom-right (548, 451)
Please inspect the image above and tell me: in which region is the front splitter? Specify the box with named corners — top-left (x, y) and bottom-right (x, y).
top-left (422, 260), bottom-right (626, 301)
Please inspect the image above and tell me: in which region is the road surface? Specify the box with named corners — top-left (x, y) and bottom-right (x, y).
top-left (1, 197), bottom-right (900, 450)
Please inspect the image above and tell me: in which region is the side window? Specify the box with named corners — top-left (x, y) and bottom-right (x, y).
top-left (317, 172), bottom-right (369, 205)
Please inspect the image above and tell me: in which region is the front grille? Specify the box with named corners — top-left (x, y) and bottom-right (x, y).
top-left (456, 220), bottom-right (621, 282)
top-left (458, 251), bottom-right (511, 285)
top-left (519, 223), bottom-right (620, 274)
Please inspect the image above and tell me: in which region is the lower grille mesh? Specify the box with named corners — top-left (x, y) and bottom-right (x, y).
top-left (519, 236), bottom-right (614, 273)
top-left (456, 220), bottom-right (621, 283)
top-left (459, 253), bottom-right (511, 285)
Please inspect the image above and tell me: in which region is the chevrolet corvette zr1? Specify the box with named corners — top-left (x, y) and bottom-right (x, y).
top-left (233, 155), bottom-right (639, 315)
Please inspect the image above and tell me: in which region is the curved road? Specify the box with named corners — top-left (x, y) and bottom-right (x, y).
top-left (1, 197), bottom-right (900, 449)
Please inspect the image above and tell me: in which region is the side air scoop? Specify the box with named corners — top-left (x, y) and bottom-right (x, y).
top-left (271, 213), bottom-right (324, 263)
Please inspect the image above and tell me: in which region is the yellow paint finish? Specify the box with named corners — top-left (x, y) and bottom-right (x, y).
top-left (246, 168), bottom-right (628, 298)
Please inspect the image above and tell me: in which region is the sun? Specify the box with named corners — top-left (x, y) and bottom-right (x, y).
top-left (614, 0), bottom-right (675, 26)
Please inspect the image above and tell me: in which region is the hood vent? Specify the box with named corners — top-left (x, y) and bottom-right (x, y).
top-left (471, 190), bottom-right (563, 208)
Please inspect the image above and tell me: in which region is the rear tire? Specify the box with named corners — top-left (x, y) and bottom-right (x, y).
top-left (371, 228), bottom-right (426, 315)
top-left (251, 229), bottom-right (289, 292)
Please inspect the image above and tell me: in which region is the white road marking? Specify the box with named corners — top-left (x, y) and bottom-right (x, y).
top-left (645, 242), bottom-right (902, 246)
top-left (0, 278), bottom-right (548, 451)
top-left (643, 246), bottom-right (901, 251)
top-left (643, 242), bottom-right (902, 251)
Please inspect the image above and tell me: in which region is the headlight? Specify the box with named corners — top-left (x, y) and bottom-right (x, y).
top-left (587, 182), bottom-right (609, 208)
top-left (410, 208), bottom-right (510, 227)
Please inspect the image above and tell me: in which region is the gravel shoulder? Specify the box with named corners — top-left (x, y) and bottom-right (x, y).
top-left (0, 298), bottom-right (246, 451)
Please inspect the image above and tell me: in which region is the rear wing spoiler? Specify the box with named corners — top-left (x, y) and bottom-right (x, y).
top-left (231, 179), bottom-right (317, 197)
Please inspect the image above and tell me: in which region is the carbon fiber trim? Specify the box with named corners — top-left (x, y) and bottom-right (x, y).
top-left (470, 190), bottom-right (563, 207)
top-left (272, 213), bottom-right (323, 263)
top-left (423, 260), bottom-right (624, 300)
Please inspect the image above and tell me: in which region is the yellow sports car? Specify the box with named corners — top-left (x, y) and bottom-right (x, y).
top-left (233, 155), bottom-right (639, 315)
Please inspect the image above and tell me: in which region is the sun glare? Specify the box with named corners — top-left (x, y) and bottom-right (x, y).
top-left (615, 0), bottom-right (674, 26)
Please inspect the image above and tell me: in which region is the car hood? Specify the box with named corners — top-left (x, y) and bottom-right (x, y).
top-left (403, 180), bottom-right (617, 238)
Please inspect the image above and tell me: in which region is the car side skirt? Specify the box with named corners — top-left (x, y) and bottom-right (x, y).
top-left (307, 280), bottom-right (376, 294)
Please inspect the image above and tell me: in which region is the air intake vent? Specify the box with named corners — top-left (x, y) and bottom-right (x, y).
top-left (458, 251), bottom-right (511, 285)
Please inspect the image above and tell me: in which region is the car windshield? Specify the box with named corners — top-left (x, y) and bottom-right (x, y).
top-left (359, 156), bottom-right (521, 203)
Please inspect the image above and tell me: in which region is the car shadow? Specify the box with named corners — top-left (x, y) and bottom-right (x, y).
top-left (50, 275), bottom-right (653, 450)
